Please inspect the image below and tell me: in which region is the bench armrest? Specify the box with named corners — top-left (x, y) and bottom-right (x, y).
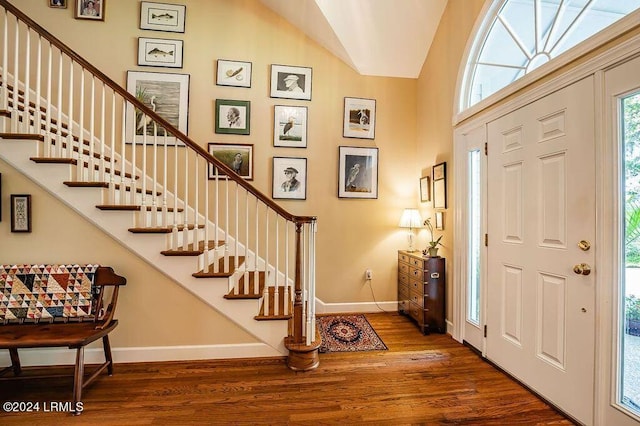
top-left (94, 266), bottom-right (126, 330)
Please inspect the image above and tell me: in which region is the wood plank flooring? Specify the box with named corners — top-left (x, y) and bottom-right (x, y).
top-left (0, 312), bottom-right (574, 425)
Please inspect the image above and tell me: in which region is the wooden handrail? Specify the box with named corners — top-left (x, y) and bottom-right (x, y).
top-left (0, 0), bottom-right (315, 224)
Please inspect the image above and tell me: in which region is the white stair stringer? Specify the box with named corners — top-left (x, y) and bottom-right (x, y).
top-left (0, 137), bottom-right (288, 357)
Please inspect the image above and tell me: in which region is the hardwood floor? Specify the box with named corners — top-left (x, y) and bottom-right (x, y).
top-left (0, 312), bottom-right (574, 425)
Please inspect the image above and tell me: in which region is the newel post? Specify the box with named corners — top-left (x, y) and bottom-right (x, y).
top-left (284, 219), bottom-right (320, 371)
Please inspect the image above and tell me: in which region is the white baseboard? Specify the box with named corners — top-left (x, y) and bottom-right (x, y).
top-left (315, 298), bottom-right (397, 314)
top-left (0, 343), bottom-right (282, 367)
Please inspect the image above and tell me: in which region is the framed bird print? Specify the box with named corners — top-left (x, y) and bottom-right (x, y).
top-left (207, 143), bottom-right (253, 180)
top-left (216, 59), bottom-right (252, 88)
top-left (343, 97), bottom-right (376, 139)
top-left (273, 105), bottom-right (307, 148)
top-left (338, 146), bottom-right (379, 199)
top-left (125, 71), bottom-right (190, 146)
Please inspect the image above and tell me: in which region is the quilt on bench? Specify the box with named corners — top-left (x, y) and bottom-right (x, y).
top-left (0, 264), bottom-right (99, 321)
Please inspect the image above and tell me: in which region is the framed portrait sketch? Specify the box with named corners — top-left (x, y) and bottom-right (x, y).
top-left (49, 0), bottom-right (68, 8)
top-left (75, 0), bottom-right (104, 20)
top-left (140, 1), bottom-right (185, 33)
top-left (338, 146), bottom-right (379, 199)
top-left (420, 176), bottom-right (431, 202)
top-left (433, 162), bottom-right (447, 209)
top-left (273, 105), bottom-right (307, 148)
top-left (208, 143), bottom-right (253, 180)
top-left (216, 60), bottom-right (252, 88)
top-left (272, 157), bottom-right (307, 200)
top-left (215, 99), bottom-right (250, 135)
top-left (343, 97), bottom-right (376, 139)
top-left (11, 194), bottom-right (31, 233)
top-left (270, 64), bottom-right (312, 101)
top-left (126, 71), bottom-right (190, 146)
top-left (137, 37), bottom-right (183, 68)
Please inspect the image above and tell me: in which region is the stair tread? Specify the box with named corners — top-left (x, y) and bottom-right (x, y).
top-left (161, 240), bottom-right (225, 256)
top-left (64, 181), bottom-right (161, 195)
top-left (0, 132), bottom-right (45, 141)
top-left (192, 256), bottom-right (245, 278)
top-left (129, 224), bottom-right (205, 233)
top-left (97, 205), bottom-right (184, 212)
top-left (255, 286), bottom-right (292, 320)
top-left (224, 272), bottom-right (266, 299)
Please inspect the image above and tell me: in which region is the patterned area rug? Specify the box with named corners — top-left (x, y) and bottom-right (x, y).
top-left (316, 314), bottom-right (388, 353)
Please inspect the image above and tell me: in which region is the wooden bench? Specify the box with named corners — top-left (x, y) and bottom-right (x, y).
top-left (0, 264), bottom-right (126, 414)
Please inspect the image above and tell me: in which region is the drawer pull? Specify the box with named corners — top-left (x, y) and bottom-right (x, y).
top-left (430, 272), bottom-right (439, 279)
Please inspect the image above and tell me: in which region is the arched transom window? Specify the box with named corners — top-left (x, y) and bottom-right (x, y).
top-left (461, 0), bottom-right (640, 110)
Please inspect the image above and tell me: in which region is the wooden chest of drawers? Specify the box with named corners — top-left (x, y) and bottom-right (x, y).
top-left (397, 250), bottom-right (446, 334)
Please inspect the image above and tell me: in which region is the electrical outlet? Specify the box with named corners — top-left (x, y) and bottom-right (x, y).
top-left (365, 269), bottom-right (373, 280)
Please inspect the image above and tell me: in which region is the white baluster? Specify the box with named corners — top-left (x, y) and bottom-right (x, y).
top-left (1, 9), bottom-right (7, 113)
top-left (23, 25), bottom-right (29, 133)
top-left (35, 34), bottom-right (42, 139)
top-left (11, 16), bottom-right (18, 132)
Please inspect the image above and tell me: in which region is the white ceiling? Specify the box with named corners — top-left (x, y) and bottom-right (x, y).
top-left (259, 0), bottom-right (449, 79)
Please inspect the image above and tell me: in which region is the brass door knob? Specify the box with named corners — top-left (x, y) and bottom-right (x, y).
top-left (578, 240), bottom-right (591, 251)
top-left (573, 263), bottom-right (591, 276)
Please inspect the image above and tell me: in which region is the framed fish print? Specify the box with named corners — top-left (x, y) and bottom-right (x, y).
top-left (338, 146), bottom-right (379, 199)
top-left (138, 37), bottom-right (183, 68)
top-left (273, 105), bottom-right (307, 148)
top-left (216, 60), bottom-right (252, 88)
top-left (140, 1), bottom-right (186, 33)
top-left (125, 70), bottom-right (190, 145)
top-left (343, 97), bottom-right (376, 139)
top-left (74, 0), bottom-right (104, 21)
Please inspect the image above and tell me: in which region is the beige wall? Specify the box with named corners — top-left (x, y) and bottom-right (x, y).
top-left (417, 0), bottom-right (486, 321)
top-left (1, 0), bottom-right (422, 350)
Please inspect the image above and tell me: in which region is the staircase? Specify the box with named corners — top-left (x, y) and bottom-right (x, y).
top-left (0, 0), bottom-right (320, 370)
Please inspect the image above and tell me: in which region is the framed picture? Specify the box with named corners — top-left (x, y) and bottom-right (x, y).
top-left (140, 1), bottom-right (185, 33)
top-left (435, 211), bottom-right (444, 231)
top-left (215, 99), bottom-right (250, 135)
top-left (75, 0), bottom-right (104, 20)
top-left (126, 71), bottom-right (190, 145)
top-left (433, 162), bottom-right (447, 209)
top-left (338, 146), bottom-right (379, 199)
top-left (273, 105), bottom-right (307, 148)
top-left (10, 194), bottom-right (31, 233)
top-left (343, 97), bottom-right (376, 139)
top-left (137, 37), bottom-right (183, 68)
top-left (270, 64), bottom-right (312, 101)
top-left (216, 60), bottom-right (252, 88)
top-left (49, 0), bottom-right (67, 8)
top-left (272, 157), bottom-right (307, 200)
top-left (420, 176), bottom-right (431, 202)
top-left (207, 143), bottom-right (253, 181)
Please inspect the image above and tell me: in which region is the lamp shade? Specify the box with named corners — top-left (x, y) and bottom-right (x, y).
top-left (399, 208), bottom-right (422, 229)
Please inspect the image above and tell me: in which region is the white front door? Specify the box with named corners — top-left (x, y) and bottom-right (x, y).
top-left (486, 76), bottom-right (596, 424)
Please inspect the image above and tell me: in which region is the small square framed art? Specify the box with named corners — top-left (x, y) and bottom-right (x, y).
top-left (215, 99), bottom-right (250, 135)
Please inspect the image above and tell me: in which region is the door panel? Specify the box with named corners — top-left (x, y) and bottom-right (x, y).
top-left (487, 76), bottom-right (595, 425)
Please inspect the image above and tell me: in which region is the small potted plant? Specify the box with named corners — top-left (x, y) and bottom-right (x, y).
top-left (422, 217), bottom-right (443, 257)
top-left (626, 295), bottom-right (640, 337)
